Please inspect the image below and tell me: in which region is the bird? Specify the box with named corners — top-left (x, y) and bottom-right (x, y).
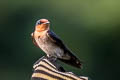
top-left (31, 19), bottom-right (82, 68)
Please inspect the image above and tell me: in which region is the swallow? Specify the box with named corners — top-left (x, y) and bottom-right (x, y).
top-left (31, 19), bottom-right (82, 68)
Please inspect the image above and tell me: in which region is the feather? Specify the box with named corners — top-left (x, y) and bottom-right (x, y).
top-left (31, 32), bottom-right (39, 48)
top-left (47, 30), bottom-right (82, 68)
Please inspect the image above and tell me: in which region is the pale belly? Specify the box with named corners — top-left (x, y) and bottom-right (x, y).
top-left (35, 37), bottom-right (64, 58)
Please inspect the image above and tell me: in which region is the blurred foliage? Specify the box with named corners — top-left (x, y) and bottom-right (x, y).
top-left (0, 0), bottom-right (120, 80)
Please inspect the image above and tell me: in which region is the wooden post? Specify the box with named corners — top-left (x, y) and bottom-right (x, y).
top-left (31, 56), bottom-right (88, 80)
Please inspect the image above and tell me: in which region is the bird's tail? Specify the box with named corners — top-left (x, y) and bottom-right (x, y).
top-left (58, 54), bottom-right (82, 69)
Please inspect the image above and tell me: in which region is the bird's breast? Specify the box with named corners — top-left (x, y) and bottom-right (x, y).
top-left (34, 33), bottom-right (64, 58)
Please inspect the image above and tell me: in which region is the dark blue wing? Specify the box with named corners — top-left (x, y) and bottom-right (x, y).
top-left (47, 30), bottom-right (82, 68)
top-left (47, 30), bottom-right (68, 52)
top-left (47, 30), bottom-right (62, 42)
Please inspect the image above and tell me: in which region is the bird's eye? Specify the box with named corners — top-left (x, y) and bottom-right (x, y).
top-left (38, 22), bottom-right (41, 24)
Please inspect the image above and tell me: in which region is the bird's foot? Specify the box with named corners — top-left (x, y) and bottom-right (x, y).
top-left (47, 56), bottom-right (57, 62)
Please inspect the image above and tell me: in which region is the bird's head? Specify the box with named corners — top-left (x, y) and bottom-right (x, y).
top-left (35, 19), bottom-right (50, 32)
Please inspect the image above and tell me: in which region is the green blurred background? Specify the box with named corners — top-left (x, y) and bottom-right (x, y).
top-left (0, 0), bottom-right (120, 80)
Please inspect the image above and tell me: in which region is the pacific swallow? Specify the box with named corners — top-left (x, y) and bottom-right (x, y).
top-left (31, 19), bottom-right (82, 68)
